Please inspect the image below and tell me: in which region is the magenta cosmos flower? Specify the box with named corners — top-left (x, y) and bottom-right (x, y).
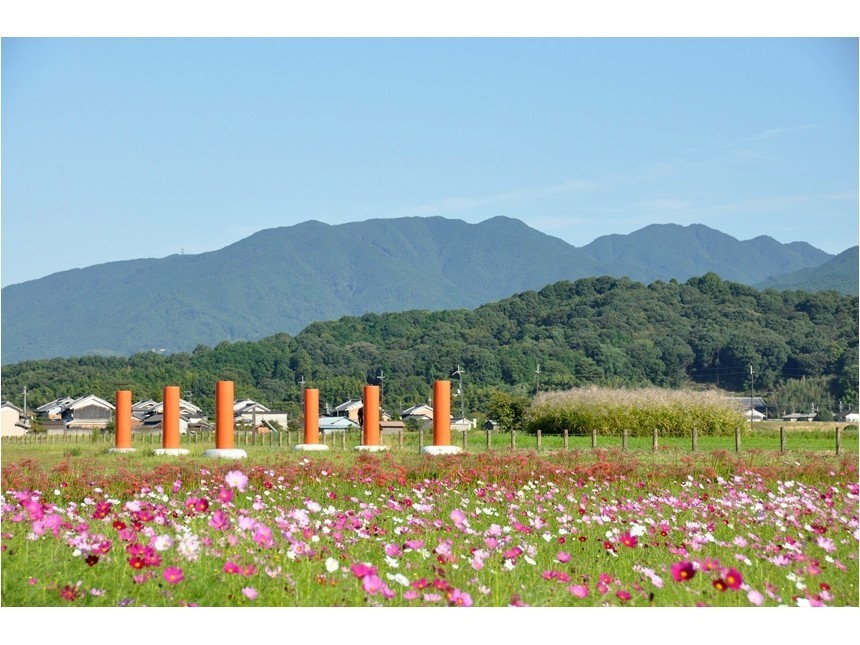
top-left (670, 561), bottom-right (696, 582)
top-left (619, 532), bottom-right (638, 548)
top-left (725, 568), bottom-right (743, 590)
top-left (163, 566), bottom-right (184, 584)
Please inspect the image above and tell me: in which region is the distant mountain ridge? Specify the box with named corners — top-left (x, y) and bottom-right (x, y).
top-left (755, 246), bottom-right (858, 294)
top-left (0, 216), bottom-right (848, 363)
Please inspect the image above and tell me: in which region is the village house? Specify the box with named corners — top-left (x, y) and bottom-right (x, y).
top-left (318, 416), bottom-right (360, 435)
top-left (35, 394), bottom-right (116, 432)
top-left (233, 399), bottom-right (288, 431)
top-left (401, 404), bottom-right (434, 427)
top-left (726, 396), bottom-right (767, 421)
top-left (333, 399), bottom-right (363, 423)
top-left (1, 401), bottom-right (28, 437)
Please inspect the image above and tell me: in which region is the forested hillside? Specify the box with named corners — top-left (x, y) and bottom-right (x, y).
top-left (1, 217), bottom-right (838, 363)
top-left (2, 274), bottom-right (856, 421)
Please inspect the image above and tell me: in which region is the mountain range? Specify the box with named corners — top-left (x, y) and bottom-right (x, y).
top-left (1, 216), bottom-right (855, 364)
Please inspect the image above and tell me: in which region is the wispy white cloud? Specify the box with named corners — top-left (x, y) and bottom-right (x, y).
top-left (744, 124), bottom-right (819, 141)
top-left (401, 178), bottom-right (600, 216)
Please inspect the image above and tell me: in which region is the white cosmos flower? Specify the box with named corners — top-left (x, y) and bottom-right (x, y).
top-left (325, 558), bottom-right (339, 573)
top-left (386, 573), bottom-right (410, 587)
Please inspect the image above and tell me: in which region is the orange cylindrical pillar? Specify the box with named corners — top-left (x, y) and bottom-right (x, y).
top-left (304, 389), bottom-right (320, 444)
top-left (433, 380), bottom-right (451, 446)
top-left (363, 385), bottom-right (380, 446)
top-left (216, 380), bottom-right (235, 449)
top-left (115, 390), bottom-right (132, 449)
top-left (163, 386), bottom-right (181, 449)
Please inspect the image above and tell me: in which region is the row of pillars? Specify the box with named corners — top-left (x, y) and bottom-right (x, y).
top-left (111, 380), bottom-right (462, 458)
top-left (301, 381), bottom-right (461, 455)
top-left (112, 381), bottom-right (246, 458)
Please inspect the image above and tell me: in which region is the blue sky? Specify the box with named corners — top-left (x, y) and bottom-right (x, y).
top-left (2, 37), bottom-right (857, 286)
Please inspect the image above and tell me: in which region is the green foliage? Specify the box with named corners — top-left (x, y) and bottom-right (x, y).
top-left (524, 386), bottom-right (746, 437)
top-left (756, 246), bottom-right (859, 295)
top-left (1, 275), bottom-right (857, 420)
top-left (1, 219), bottom-right (843, 363)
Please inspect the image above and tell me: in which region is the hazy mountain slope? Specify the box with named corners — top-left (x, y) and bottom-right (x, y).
top-left (755, 246), bottom-right (858, 295)
top-left (0, 217), bottom-right (838, 363)
top-left (579, 224), bottom-right (832, 284)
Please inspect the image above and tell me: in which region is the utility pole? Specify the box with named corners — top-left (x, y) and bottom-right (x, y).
top-left (535, 363), bottom-right (541, 396)
top-left (378, 370), bottom-right (384, 411)
top-left (452, 365), bottom-right (465, 421)
top-left (749, 365), bottom-right (754, 429)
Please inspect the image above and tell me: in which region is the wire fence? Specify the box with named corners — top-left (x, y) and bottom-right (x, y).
top-left (2, 425), bottom-right (857, 455)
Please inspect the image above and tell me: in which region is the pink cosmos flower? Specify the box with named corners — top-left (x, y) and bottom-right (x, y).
top-left (815, 537), bottom-right (836, 553)
top-left (351, 562), bottom-right (377, 579)
top-left (163, 566), bottom-right (184, 584)
top-left (216, 487), bottom-right (233, 504)
top-left (225, 470), bottom-right (248, 492)
top-left (557, 551), bottom-right (571, 563)
top-left (724, 568), bottom-right (743, 590)
top-left (618, 532), bottom-right (638, 548)
top-left (252, 525), bottom-right (275, 548)
top-left (384, 543), bottom-right (402, 558)
top-left (209, 509), bottom-right (230, 531)
top-left (569, 584), bottom-right (588, 599)
top-left (223, 560), bottom-right (241, 574)
top-left (242, 587), bottom-right (258, 601)
top-left (363, 575), bottom-right (384, 595)
top-left (616, 589), bottom-right (632, 602)
top-left (670, 561), bottom-right (696, 582)
top-left (747, 589), bottom-right (764, 606)
top-left (449, 588), bottom-right (473, 607)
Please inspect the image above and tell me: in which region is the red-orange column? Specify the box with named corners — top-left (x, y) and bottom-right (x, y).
top-left (304, 388), bottom-right (319, 444)
top-left (163, 386), bottom-right (181, 449)
top-left (433, 380), bottom-right (451, 446)
top-left (115, 390), bottom-right (132, 449)
top-left (363, 385), bottom-right (380, 446)
top-left (216, 380), bottom-right (234, 449)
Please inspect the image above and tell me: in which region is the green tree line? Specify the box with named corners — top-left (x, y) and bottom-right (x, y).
top-left (2, 274), bottom-right (857, 420)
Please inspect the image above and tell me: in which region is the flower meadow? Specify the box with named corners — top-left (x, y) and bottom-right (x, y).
top-left (1, 450), bottom-right (858, 611)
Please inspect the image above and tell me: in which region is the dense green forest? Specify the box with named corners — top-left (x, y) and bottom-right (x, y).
top-left (2, 274), bottom-right (857, 422)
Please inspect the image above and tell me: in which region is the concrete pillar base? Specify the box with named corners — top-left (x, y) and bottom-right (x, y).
top-left (202, 448), bottom-right (248, 459)
top-left (355, 445), bottom-right (390, 452)
top-left (293, 444), bottom-right (330, 452)
top-left (420, 445), bottom-right (463, 456)
top-left (153, 448), bottom-right (190, 456)
top-left (108, 448), bottom-right (137, 454)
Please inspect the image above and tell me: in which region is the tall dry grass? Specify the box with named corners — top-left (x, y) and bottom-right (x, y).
top-left (524, 386), bottom-right (745, 437)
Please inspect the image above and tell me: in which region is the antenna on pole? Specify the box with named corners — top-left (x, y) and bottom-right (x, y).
top-left (452, 365), bottom-right (465, 422)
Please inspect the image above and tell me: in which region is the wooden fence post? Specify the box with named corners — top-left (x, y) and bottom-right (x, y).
top-left (591, 428), bottom-right (597, 449)
top-left (418, 427), bottom-right (424, 452)
top-left (652, 428), bottom-right (658, 453)
top-left (536, 428), bottom-right (542, 450)
top-left (780, 426), bottom-right (786, 453)
top-left (399, 429), bottom-right (404, 449)
top-left (692, 426), bottom-right (698, 452)
top-left (836, 426), bottom-right (842, 455)
top-left (486, 427), bottom-right (492, 450)
top-left (563, 428), bottom-right (569, 450)
top-left (510, 427), bottom-right (516, 450)
top-left (734, 426), bottom-right (741, 453)
top-left (462, 429), bottom-right (467, 450)
top-left (622, 429), bottom-right (628, 451)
